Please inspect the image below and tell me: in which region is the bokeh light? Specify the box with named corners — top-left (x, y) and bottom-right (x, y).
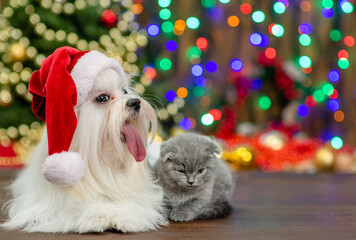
top-left (159, 58), bottom-right (172, 70)
top-left (161, 21), bottom-right (173, 33)
top-left (334, 110), bottom-right (345, 122)
top-left (193, 86), bottom-right (205, 97)
top-left (259, 95), bottom-right (271, 110)
top-left (165, 40), bottom-right (177, 52)
top-left (271, 24), bottom-right (284, 37)
top-left (297, 104), bottom-right (308, 117)
top-left (300, 1), bottom-right (311, 12)
top-left (206, 61), bottom-right (217, 73)
top-left (330, 29), bottom-right (341, 41)
top-left (273, 2), bottom-right (286, 14)
top-left (165, 90), bottom-right (176, 102)
top-left (322, 83), bottom-right (334, 96)
top-left (227, 16), bottom-right (240, 27)
top-left (265, 47), bottom-right (276, 59)
top-left (230, 59), bottom-right (243, 72)
top-left (145, 67), bottom-right (156, 79)
top-left (322, 0), bottom-right (333, 8)
top-left (191, 64), bottom-right (204, 76)
top-left (299, 56), bottom-right (312, 68)
top-left (158, 0), bottom-right (171, 8)
top-left (344, 36), bottom-right (355, 47)
top-left (299, 23), bottom-right (311, 34)
top-left (201, 113), bottom-right (214, 126)
top-left (196, 37), bottom-right (208, 50)
top-left (201, 0), bottom-right (215, 8)
top-left (259, 34), bottom-right (269, 47)
top-left (180, 118), bottom-right (192, 130)
top-left (147, 24), bottom-right (160, 36)
top-left (340, 0), bottom-right (354, 13)
top-left (328, 99), bottom-right (340, 111)
top-left (252, 11), bottom-right (265, 23)
top-left (240, 3), bottom-right (252, 14)
top-left (321, 8), bottom-right (334, 18)
top-left (338, 58), bottom-right (349, 69)
top-left (209, 109), bottom-right (222, 121)
top-left (177, 87), bottom-right (188, 98)
top-left (249, 33), bottom-right (262, 46)
top-left (195, 77), bottom-right (206, 87)
top-left (328, 70), bottom-right (340, 83)
top-left (313, 90), bottom-right (325, 102)
top-left (186, 17), bottom-right (200, 29)
top-left (159, 9), bottom-right (171, 20)
top-left (299, 34), bottom-right (311, 46)
top-left (331, 136), bottom-right (343, 149)
top-left (251, 78), bottom-right (263, 89)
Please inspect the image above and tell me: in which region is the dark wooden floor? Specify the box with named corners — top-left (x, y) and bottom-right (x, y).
top-left (0, 170), bottom-right (356, 240)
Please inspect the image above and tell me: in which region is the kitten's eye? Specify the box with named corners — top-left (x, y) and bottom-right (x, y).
top-left (197, 168), bottom-right (205, 174)
top-left (96, 94), bottom-right (110, 103)
top-left (122, 88), bottom-right (128, 94)
top-left (177, 170), bottom-right (186, 174)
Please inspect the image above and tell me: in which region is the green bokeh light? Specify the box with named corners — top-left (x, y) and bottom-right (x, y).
top-left (338, 58), bottom-right (349, 69)
top-left (331, 136), bottom-right (343, 149)
top-left (193, 86), bottom-right (205, 97)
top-left (252, 11), bottom-right (265, 23)
top-left (158, 0), bottom-right (171, 8)
top-left (159, 58), bottom-right (172, 70)
top-left (341, 1), bottom-right (354, 13)
top-left (201, 113), bottom-right (214, 126)
top-left (322, 0), bottom-right (333, 8)
top-left (273, 2), bottom-right (286, 14)
top-left (161, 21), bottom-right (173, 33)
top-left (186, 17), bottom-right (200, 29)
top-left (322, 83), bottom-right (334, 96)
top-left (299, 56), bottom-right (312, 68)
top-left (330, 29), bottom-right (341, 41)
top-left (218, 0), bottom-right (230, 3)
top-left (258, 96), bottom-right (271, 110)
top-left (271, 24), bottom-right (285, 37)
top-left (299, 34), bottom-right (311, 46)
top-left (159, 9), bottom-right (171, 20)
top-left (313, 90), bottom-right (325, 102)
top-left (201, 0), bottom-right (215, 8)
top-left (188, 46), bottom-right (202, 59)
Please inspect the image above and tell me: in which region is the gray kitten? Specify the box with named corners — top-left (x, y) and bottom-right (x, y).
top-left (156, 133), bottom-right (234, 222)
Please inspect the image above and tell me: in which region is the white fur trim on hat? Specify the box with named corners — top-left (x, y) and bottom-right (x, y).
top-left (42, 151), bottom-right (85, 186)
top-left (70, 51), bottom-right (126, 106)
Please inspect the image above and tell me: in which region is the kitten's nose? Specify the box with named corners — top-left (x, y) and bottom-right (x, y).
top-left (127, 98), bottom-right (141, 111)
top-left (187, 177), bottom-right (195, 185)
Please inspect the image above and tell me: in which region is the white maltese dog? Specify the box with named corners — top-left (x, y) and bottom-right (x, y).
top-left (1, 47), bottom-right (166, 233)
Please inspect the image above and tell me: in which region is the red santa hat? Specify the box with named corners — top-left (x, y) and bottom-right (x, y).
top-left (29, 46), bottom-right (126, 186)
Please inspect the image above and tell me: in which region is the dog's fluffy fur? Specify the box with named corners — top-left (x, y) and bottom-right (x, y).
top-left (1, 69), bottom-right (167, 233)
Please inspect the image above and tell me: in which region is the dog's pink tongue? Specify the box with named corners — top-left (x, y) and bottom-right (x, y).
top-left (122, 123), bottom-right (146, 162)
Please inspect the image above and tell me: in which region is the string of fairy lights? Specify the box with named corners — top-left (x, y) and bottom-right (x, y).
top-left (0, 0), bottom-right (151, 160)
top-left (145, 0), bottom-right (354, 150)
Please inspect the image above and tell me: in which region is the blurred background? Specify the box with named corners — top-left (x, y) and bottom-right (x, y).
top-left (0, 0), bottom-right (356, 173)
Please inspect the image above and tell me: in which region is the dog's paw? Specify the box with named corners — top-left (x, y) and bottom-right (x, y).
top-left (169, 210), bottom-right (193, 222)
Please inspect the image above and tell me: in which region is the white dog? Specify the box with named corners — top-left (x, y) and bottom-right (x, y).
top-left (1, 47), bottom-right (166, 233)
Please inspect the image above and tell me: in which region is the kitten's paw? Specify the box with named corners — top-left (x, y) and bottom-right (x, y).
top-left (169, 210), bottom-right (193, 222)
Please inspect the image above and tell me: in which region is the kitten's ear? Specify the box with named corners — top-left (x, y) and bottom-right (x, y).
top-left (161, 152), bottom-right (176, 163)
top-left (205, 138), bottom-right (221, 155)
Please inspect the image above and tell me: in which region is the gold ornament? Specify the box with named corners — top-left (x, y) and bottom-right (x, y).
top-left (315, 147), bottom-right (335, 171)
top-left (259, 130), bottom-right (287, 151)
top-left (223, 146), bottom-right (255, 169)
top-left (10, 43), bottom-right (27, 62)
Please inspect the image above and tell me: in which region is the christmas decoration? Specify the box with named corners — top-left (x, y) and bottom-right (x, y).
top-left (315, 147), bottom-right (335, 171)
top-left (101, 10), bottom-right (118, 28)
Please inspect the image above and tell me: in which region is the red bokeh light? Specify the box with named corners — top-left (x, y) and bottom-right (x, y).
top-left (265, 47), bottom-right (276, 59)
top-left (240, 3), bottom-right (252, 14)
top-left (338, 50), bottom-right (348, 59)
top-left (145, 67), bottom-right (156, 79)
top-left (344, 36), bottom-right (355, 47)
top-left (196, 37), bottom-right (208, 50)
top-left (208, 109), bottom-right (222, 121)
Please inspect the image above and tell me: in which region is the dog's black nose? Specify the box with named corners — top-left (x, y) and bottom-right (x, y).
top-left (127, 98), bottom-right (141, 111)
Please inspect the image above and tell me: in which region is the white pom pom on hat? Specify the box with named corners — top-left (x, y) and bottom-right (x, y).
top-left (29, 47), bottom-right (126, 186)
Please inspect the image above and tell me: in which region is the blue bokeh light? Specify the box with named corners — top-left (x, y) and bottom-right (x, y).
top-left (147, 24), bottom-right (160, 36)
top-left (165, 90), bottom-right (176, 102)
top-left (328, 70), bottom-right (340, 83)
top-left (251, 78), bottom-right (263, 90)
top-left (322, 8), bottom-right (334, 18)
top-left (297, 104), bottom-right (309, 117)
top-left (259, 34), bottom-right (269, 47)
top-left (165, 40), bottom-right (177, 52)
top-left (195, 77), bottom-right (206, 87)
top-left (230, 59), bottom-right (243, 72)
top-left (328, 99), bottom-right (340, 111)
top-left (191, 64), bottom-right (204, 76)
top-left (206, 61), bottom-right (217, 73)
top-left (249, 33), bottom-right (262, 46)
top-left (299, 23), bottom-right (311, 34)
top-left (180, 118), bottom-right (192, 130)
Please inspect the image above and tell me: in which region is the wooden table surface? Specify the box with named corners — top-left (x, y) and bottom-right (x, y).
top-left (0, 170), bottom-right (356, 240)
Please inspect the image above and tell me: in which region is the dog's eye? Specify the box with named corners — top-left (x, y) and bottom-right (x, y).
top-left (196, 168), bottom-right (205, 174)
top-left (122, 88), bottom-right (128, 94)
top-left (96, 94), bottom-right (110, 103)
